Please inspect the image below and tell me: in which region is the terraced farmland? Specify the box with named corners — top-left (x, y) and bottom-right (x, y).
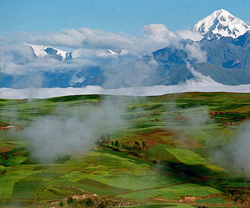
top-left (1, 92), bottom-right (250, 207)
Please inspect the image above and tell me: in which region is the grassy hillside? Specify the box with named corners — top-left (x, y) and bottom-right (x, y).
top-left (1, 92), bottom-right (250, 207)
top-left (193, 63), bottom-right (250, 85)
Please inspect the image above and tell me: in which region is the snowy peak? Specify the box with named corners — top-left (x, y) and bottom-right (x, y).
top-left (106, 49), bottom-right (126, 55)
top-left (25, 44), bottom-right (126, 61)
top-left (193, 9), bottom-right (250, 39)
top-left (26, 44), bottom-right (73, 61)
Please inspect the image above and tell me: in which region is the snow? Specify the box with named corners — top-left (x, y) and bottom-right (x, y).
top-left (25, 44), bottom-right (69, 60)
top-left (106, 49), bottom-right (117, 55)
top-left (71, 50), bottom-right (80, 58)
top-left (24, 44), bottom-right (126, 60)
top-left (105, 49), bottom-right (126, 55)
top-left (69, 75), bottom-right (86, 86)
top-left (27, 44), bottom-right (48, 57)
top-left (52, 47), bottom-right (68, 60)
top-left (193, 9), bottom-right (250, 39)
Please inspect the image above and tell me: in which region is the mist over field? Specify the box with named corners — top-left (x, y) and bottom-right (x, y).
top-left (14, 98), bottom-right (128, 163)
top-left (213, 122), bottom-right (250, 177)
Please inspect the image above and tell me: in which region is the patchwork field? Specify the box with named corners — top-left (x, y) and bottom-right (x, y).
top-left (1, 92), bottom-right (250, 207)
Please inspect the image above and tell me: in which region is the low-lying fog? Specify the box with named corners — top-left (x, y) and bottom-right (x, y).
top-left (1, 81), bottom-right (250, 99)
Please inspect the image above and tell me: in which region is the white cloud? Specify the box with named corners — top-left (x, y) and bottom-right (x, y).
top-left (0, 24), bottom-right (185, 76)
top-left (142, 24), bottom-right (176, 42)
top-left (102, 58), bottom-right (159, 88)
top-left (0, 24), bottom-right (208, 89)
top-left (184, 43), bottom-right (207, 63)
top-left (28, 28), bottom-right (136, 50)
top-left (21, 98), bottom-right (127, 162)
top-left (1, 24), bottom-right (205, 59)
top-left (186, 62), bottom-right (212, 81)
top-left (0, 44), bottom-right (97, 75)
top-left (22, 24), bottom-right (182, 56)
top-left (1, 81), bottom-right (250, 99)
top-left (0, 24), bottom-right (207, 61)
top-left (176, 30), bottom-right (204, 41)
top-left (213, 122), bottom-right (250, 176)
top-left (0, 44), bottom-right (35, 75)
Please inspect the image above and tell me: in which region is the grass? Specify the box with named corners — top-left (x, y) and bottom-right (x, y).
top-left (58, 153), bottom-right (179, 191)
top-left (77, 178), bottom-right (130, 195)
top-left (146, 144), bottom-right (176, 161)
top-left (164, 148), bottom-right (209, 165)
top-left (0, 164), bottom-right (38, 199)
top-left (118, 183), bottom-right (222, 200)
top-left (125, 204), bottom-right (176, 208)
top-left (195, 196), bottom-right (228, 204)
top-left (12, 180), bottom-right (45, 199)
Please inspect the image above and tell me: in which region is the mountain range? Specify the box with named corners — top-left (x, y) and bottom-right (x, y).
top-left (1, 9), bottom-right (250, 88)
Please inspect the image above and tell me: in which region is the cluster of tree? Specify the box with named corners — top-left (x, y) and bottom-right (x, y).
top-left (111, 140), bottom-right (119, 147)
top-left (98, 134), bottom-right (149, 160)
top-left (98, 134), bottom-right (122, 153)
top-left (100, 133), bottom-right (111, 144)
top-left (133, 141), bottom-right (146, 150)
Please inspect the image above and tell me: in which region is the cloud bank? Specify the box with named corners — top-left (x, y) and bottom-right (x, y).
top-left (1, 81), bottom-right (250, 99)
top-left (0, 24), bottom-right (206, 78)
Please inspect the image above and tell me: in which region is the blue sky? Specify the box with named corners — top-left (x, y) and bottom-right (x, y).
top-left (1, 0), bottom-right (250, 37)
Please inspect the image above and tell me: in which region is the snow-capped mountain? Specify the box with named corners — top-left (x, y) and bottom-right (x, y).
top-left (25, 44), bottom-right (126, 61)
top-left (193, 9), bottom-right (250, 39)
top-left (106, 49), bottom-right (126, 55)
top-left (26, 44), bottom-right (73, 61)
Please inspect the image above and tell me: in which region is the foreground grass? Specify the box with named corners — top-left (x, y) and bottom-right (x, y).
top-left (1, 92), bottom-right (250, 207)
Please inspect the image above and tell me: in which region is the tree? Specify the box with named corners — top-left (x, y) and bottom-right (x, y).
top-left (59, 201), bottom-right (64, 207)
top-left (67, 196), bottom-right (73, 206)
top-left (67, 196), bottom-right (77, 207)
top-left (98, 202), bottom-right (107, 208)
top-left (84, 198), bottom-right (94, 207)
top-left (101, 135), bottom-right (106, 142)
top-left (115, 140), bottom-right (119, 147)
top-left (142, 141), bottom-right (146, 149)
top-left (134, 141), bottom-right (140, 149)
top-left (106, 133), bottom-right (110, 142)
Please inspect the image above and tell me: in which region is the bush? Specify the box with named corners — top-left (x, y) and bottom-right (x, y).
top-left (0, 168), bottom-right (6, 175)
top-left (67, 196), bottom-right (77, 207)
top-left (85, 198), bottom-right (94, 207)
top-left (59, 201), bottom-right (64, 207)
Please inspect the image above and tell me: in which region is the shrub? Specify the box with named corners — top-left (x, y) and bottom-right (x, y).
top-left (59, 201), bottom-right (64, 207)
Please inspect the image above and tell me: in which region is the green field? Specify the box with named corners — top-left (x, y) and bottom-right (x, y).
top-left (1, 92), bottom-right (250, 207)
